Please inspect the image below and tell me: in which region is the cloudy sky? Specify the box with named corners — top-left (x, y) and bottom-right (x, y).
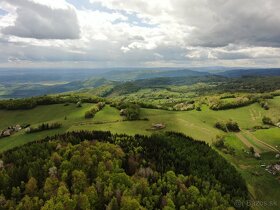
top-left (0, 0), bottom-right (280, 68)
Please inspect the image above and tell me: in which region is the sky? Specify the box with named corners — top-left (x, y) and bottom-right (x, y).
top-left (0, 0), bottom-right (280, 68)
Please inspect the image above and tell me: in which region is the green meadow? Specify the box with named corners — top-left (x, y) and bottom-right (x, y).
top-left (1, 98), bottom-right (279, 151)
top-left (0, 98), bottom-right (279, 209)
top-left (0, 103), bottom-right (92, 152)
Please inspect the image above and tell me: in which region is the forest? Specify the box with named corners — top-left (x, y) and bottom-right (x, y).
top-left (0, 131), bottom-right (248, 210)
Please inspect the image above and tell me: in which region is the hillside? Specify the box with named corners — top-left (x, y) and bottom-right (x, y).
top-left (3, 68), bottom-right (280, 99)
top-left (0, 131), bottom-right (248, 209)
top-left (0, 78), bottom-right (112, 99)
top-left (0, 75), bottom-right (279, 210)
top-left (1, 0), bottom-right (280, 209)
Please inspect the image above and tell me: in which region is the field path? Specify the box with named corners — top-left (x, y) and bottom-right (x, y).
top-left (235, 132), bottom-right (261, 153)
top-left (243, 130), bottom-right (279, 153)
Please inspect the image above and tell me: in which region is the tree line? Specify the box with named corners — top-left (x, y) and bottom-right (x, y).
top-left (84, 102), bottom-right (106, 119)
top-left (26, 123), bottom-right (62, 134)
top-left (0, 95), bottom-right (104, 110)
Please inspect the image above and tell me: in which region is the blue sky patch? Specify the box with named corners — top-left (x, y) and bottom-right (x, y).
top-left (66, 0), bottom-right (157, 28)
top-left (0, 8), bottom-right (8, 16)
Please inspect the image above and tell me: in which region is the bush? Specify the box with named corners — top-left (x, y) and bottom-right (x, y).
top-left (196, 106), bottom-right (201, 111)
top-left (84, 111), bottom-right (94, 119)
top-left (226, 120), bottom-right (240, 132)
top-left (262, 116), bottom-right (274, 125)
top-left (215, 120), bottom-right (240, 132)
top-left (215, 122), bottom-right (228, 132)
top-left (258, 100), bottom-right (269, 110)
top-left (213, 136), bottom-right (225, 148)
top-left (213, 136), bottom-right (235, 155)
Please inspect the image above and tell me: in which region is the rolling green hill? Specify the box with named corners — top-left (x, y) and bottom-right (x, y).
top-left (0, 76), bottom-right (279, 210)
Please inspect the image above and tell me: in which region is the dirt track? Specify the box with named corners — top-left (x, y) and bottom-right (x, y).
top-left (235, 132), bottom-right (261, 153)
top-left (243, 130), bottom-right (279, 153)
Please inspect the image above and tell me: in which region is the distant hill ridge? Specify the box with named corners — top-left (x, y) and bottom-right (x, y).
top-left (1, 67), bottom-right (280, 98)
top-left (216, 68), bottom-right (280, 77)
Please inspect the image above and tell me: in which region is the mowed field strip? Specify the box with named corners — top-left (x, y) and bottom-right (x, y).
top-left (235, 130), bottom-right (280, 154)
top-left (235, 132), bottom-right (261, 153)
top-left (243, 130), bottom-right (279, 152)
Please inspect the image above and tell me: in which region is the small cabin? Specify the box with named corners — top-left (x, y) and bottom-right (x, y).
top-left (152, 123), bottom-right (166, 130)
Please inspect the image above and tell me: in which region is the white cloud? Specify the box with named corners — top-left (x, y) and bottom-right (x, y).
top-left (1, 0), bottom-right (80, 39)
top-left (0, 0), bottom-right (280, 67)
top-left (91, 0), bottom-right (280, 47)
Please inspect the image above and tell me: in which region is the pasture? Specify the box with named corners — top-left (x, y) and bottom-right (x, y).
top-left (0, 99), bottom-right (279, 210)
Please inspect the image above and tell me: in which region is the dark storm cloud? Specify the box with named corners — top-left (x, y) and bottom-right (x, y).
top-left (2, 0), bottom-right (80, 39)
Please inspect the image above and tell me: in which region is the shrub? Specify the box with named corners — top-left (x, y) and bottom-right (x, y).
top-left (215, 122), bottom-right (228, 132)
top-left (215, 120), bottom-right (240, 132)
top-left (196, 106), bottom-right (201, 111)
top-left (213, 136), bottom-right (235, 155)
top-left (262, 116), bottom-right (274, 125)
top-left (213, 136), bottom-right (225, 148)
top-left (258, 100), bottom-right (269, 110)
top-left (85, 111), bottom-right (94, 119)
top-left (226, 120), bottom-right (240, 132)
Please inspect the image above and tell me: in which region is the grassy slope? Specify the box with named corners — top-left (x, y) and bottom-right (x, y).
top-left (69, 102), bottom-right (267, 142)
top-left (221, 98), bottom-right (280, 210)
top-left (1, 99), bottom-right (276, 150)
top-left (0, 103), bottom-right (92, 152)
top-left (254, 128), bottom-right (280, 147)
top-left (0, 98), bottom-right (279, 209)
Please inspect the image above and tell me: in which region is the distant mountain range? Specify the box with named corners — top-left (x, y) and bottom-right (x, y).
top-left (1, 67), bottom-right (280, 98)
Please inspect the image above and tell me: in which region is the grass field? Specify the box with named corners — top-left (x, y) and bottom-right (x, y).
top-left (253, 128), bottom-right (280, 148)
top-left (0, 99), bottom-right (277, 151)
top-left (0, 99), bottom-right (279, 210)
top-left (68, 102), bottom-right (271, 142)
top-left (69, 106), bottom-right (222, 141)
top-left (0, 103), bottom-right (92, 152)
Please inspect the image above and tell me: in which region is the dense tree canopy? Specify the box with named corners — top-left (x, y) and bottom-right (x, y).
top-left (0, 131), bottom-right (248, 209)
